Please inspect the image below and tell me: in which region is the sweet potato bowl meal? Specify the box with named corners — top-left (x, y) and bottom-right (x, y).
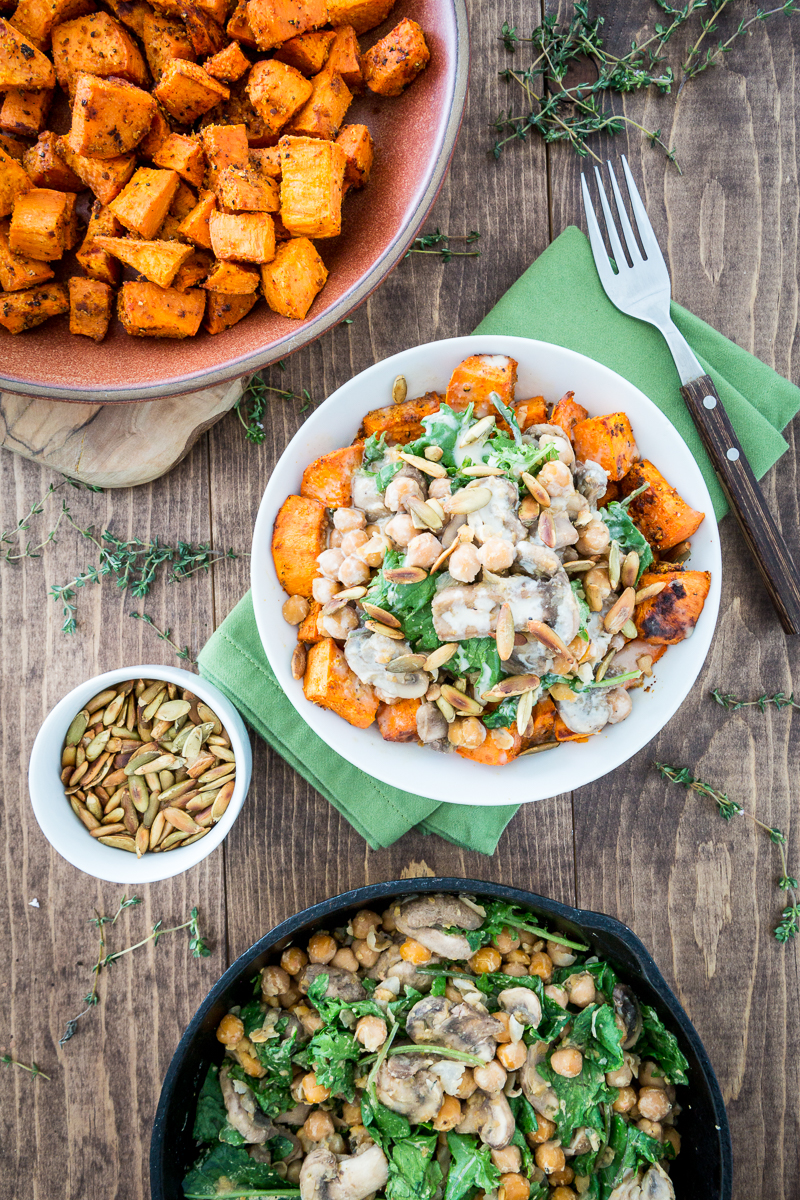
top-left (0, 0), bottom-right (430, 340)
top-left (271, 352), bottom-right (712, 765)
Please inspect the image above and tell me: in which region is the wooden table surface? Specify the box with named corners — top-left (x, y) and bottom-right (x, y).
top-left (2, 3), bottom-right (799, 1198)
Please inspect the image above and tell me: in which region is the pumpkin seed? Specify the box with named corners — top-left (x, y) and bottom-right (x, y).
top-left (361, 602), bottom-right (401, 628)
top-left (495, 603), bottom-right (515, 662)
top-left (142, 689), bottom-right (167, 724)
top-left (392, 375), bottom-right (407, 404)
top-left (538, 511), bottom-right (556, 548)
top-left (439, 684), bottom-right (483, 716)
top-left (424, 643), bottom-right (459, 672)
top-left (97, 834), bottom-right (137, 852)
top-left (608, 541), bottom-right (621, 590)
top-left (527, 620), bottom-right (576, 663)
top-left (86, 688), bottom-right (117, 715)
top-left (518, 496), bottom-right (539, 523)
top-left (516, 689), bottom-right (534, 736)
top-left (519, 741), bottom-right (559, 756)
top-left (446, 487), bottom-right (492, 515)
top-left (635, 581), bottom-right (666, 604)
top-left (85, 729), bottom-right (111, 760)
top-left (398, 451), bottom-right (447, 479)
top-left (180, 725), bottom-right (204, 764)
top-left (133, 753), bottom-right (183, 775)
top-left (620, 619), bottom-right (638, 639)
top-left (179, 830), bottom-right (210, 848)
top-left (563, 559), bottom-right (596, 574)
top-left (384, 566), bottom-right (428, 584)
top-left (458, 414), bottom-right (495, 447)
top-left (291, 644), bottom-right (307, 680)
top-left (158, 830), bottom-right (191, 852)
top-left (407, 497), bottom-right (444, 530)
top-left (135, 825), bottom-right (150, 858)
top-left (65, 711), bottom-right (89, 747)
top-left (521, 472), bottom-right (551, 507)
top-left (162, 807), bottom-right (201, 835)
top-left (482, 674), bottom-right (540, 701)
top-left (155, 699), bottom-right (191, 723)
top-left (197, 703), bottom-right (221, 733)
top-left (387, 654), bottom-right (426, 672)
top-left (435, 696), bottom-right (456, 724)
top-left (364, 620), bottom-right (405, 640)
top-left (604, 588), bottom-right (636, 635)
top-left (125, 749), bottom-right (161, 775)
top-left (211, 781), bottom-right (235, 821)
top-left (461, 464), bottom-right (504, 477)
top-left (102, 691), bottom-right (126, 727)
top-left (620, 551), bottom-right (640, 588)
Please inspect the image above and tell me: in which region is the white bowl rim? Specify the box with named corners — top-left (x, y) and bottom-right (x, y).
top-left (28, 663), bottom-right (252, 884)
top-left (251, 334), bottom-right (722, 806)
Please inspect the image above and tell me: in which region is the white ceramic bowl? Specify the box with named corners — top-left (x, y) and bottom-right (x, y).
top-left (28, 665), bottom-right (252, 883)
top-left (251, 335), bottom-right (722, 806)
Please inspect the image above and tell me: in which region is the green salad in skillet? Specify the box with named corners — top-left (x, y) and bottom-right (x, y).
top-left (184, 894), bottom-right (688, 1200)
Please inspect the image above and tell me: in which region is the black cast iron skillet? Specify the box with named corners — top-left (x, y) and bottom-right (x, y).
top-left (151, 877), bottom-right (733, 1200)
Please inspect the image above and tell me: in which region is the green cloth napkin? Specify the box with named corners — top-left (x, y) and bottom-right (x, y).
top-left (200, 225), bottom-right (800, 851)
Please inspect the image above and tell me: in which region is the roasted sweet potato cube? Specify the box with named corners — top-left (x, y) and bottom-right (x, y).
top-left (0, 281), bottom-right (68, 332)
top-left (362, 17), bottom-right (429, 96)
top-left (246, 0), bottom-right (326, 51)
top-left (201, 121), bottom-right (249, 172)
top-left (154, 60), bottom-right (230, 122)
top-left (23, 131), bottom-right (82, 190)
top-left (619, 459), bottom-right (705, 552)
top-left (514, 397), bottom-right (547, 430)
top-left (216, 165), bottom-right (279, 211)
top-left (260, 235), bottom-right (325, 318)
top-left (76, 200), bottom-right (123, 283)
top-left (250, 145), bottom-right (281, 178)
top-left (172, 246), bottom-right (212, 290)
top-left (446, 353), bottom-right (518, 417)
top-left (246, 59), bottom-right (312, 136)
top-left (297, 600), bottom-right (323, 643)
top-left (634, 569), bottom-right (711, 645)
top-left (202, 258), bottom-right (259, 292)
top-left (572, 412), bottom-right (638, 482)
top-left (326, 0), bottom-right (395, 35)
top-left (457, 726), bottom-right (524, 765)
top-left (360, 392), bottom-right (441, 441)
top-left (109, 167), bottom-right (181, 238)
top-left (303, 637), bottom-right (379, 728)
top-left (0, 145), bottom-right (31, 216)
top-left (0, 18), bottom-right (56, 90)
top-left (204, 41), bottom-right (250, 82)
top-left (208, 209), bottom-right (274, 262)
top-left (553, 715), bottom-right (590, 744)
top-left (68, 275), bottom-right (113, 341)
top-left (94, 235), bottom-right (192, 287)
top-left (141, 10), bottom-right (195, 79)
top-left (203, 287), bottom-right (257, 332)
top-left (0, 131), bottom-right (27, 160)
top-left (279, 135), bottom-right (344, 238)
top-left (138, 106), bottom-right (172, 159)
top-left (0, 88), bottom-right (51, 138)
top-left (105, 0), bottom-right (152, 38)
top-left (67, 74), bottom-right (156, 159)
top-left (152, 133), bottom-right (205, 186)
top-left (550, 391), bottom-right (589, 441)
top-left (272, 493), bottom-right (327, 598)
top-left (289, 64), bottom-right (351, 140)
top-left (51, 13), bottom-right (148, 92)
top-left (9, 187), bottom-right (74, 260)
top-left (226, 0), bottom-right (257, 46)
top-left (57, 138), bottom-right (136, 205)
top-left (12, 0), bottom-right (94, 48)
top-left (377, 698), bottom-right (421, 742)
top-left (178, 188), bottom-right (216, 247)
top-left (327, 25), bottom-right (362, 88)
top-left (0, 218), bottom-right (54, 289)
top-left (194, 0), bottom-right (228, 22)
top-left (274, 29), bottom-right (335, 76)
top-left (153, 177), bottom-right (196, 238)
top-left (336, 123), bottom-right (373, 189)
top-left (117, 279), bottom-right (205, 337)
top-left (177, 0), bottom-right (226, 57)
top-left (301, 442), bottom-right (363, 507)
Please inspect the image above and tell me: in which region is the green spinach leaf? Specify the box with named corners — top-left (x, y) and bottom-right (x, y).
top-left (569, 1002), bottom-right (624, 1072)
top-left (601, 484), bottom-right (654, 582)
top-left (363, 432), bottom-right (389, 466)
top-left (229, 1028), bottom-right (297, 1119)
top-left (443, 1132), bottom-right (501, 1200)
top-left (483, 696), bottom-right (519, 728)
top-left (537, 1055), bottom-right (614, 1145)
top-left (450, 637), bottom-right (505, 698)
top-left (364, 551), bottom-right (441, 651)
top-left (634, 1006), bottom-right (689, 1086)
top-left (387, 1132), bottom-right (442, 1200)
top-left (361, 1090), bottom-right (412, 1143)
top-left (595, 1114), bottom-right (666, 1196)
top-left (571, 580), bottom-right (591, 641)
top-left (219, 1121), bottom-right (247, 1146)
top-left (193, 1065), bottom-right (228, 1145)
top-left (182, 1144), bottom-right (288, 1198)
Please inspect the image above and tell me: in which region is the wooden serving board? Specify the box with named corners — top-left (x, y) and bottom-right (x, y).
top-left (0, 377), bottom-right (245, 488)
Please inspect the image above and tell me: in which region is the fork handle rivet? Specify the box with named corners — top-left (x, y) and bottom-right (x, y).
top-left (726, 448), bottom-right (740, 461)
top-left (703, 395), bottom-right (717, 409)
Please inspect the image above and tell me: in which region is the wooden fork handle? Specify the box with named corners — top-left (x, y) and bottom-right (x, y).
top-left (681, 375), bottom-right (800, 635)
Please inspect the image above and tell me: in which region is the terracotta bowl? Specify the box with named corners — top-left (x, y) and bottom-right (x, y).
top-left (0, 0), bottom-right (469, 403)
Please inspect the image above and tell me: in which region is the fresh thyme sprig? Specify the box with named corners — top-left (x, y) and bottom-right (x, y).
top-left (711, 687), bottom-right (800, 712)
top-left (655, 762), bottom-right (799, 942)
top-left (235, 372), bottom-right (314, 442)
top-left (0, 479), bottom-right (101, 563)
top-left (681, 1), bottom-right (799, 84)
top-left (406, 229), bottom-right (481, 263)
top-left (1, 1055), bottom-right (51, 1081)
top-left (130, 611), bottom-right (196, 666)
top-left (60, 898), bottom-right (210, 1046)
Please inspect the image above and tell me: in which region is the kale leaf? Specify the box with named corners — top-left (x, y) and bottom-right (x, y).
top-left (182, 1143), bottom-right (287, 1198)
top-left (450, 637), bottom-right (505, 697)
top-left (571, 580), bottom-right (591, 641)
top-left (483, 696), bottom-right (519, 728)
top-left (633, 1006), bottom-right (690, 1086)
top-left (364, 550), bottom-right (441, 651)
top-left (363, 432), bottom-right (389, 466)
top-left (386, 1132), bottom-right (443, 1200)
top-left (405, 404), bottom-right (475, 468)
top-left (240, 999), bottom-right (269, 1038)
top-left (218, 1122), bottom-right (247, 1146)
top-left (490, 392), bottom-right (522, 446)
top-left (443, 1132), bottom-right (501, 1200)
top-left (193, 1065), bottom-right (228, 1145)
top-left (601, 484), bottom-right (654, 582)
top-left (490, 434), bottom-right (559, 479)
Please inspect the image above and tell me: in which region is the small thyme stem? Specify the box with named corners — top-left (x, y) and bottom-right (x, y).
top-left (1, 1056), bottom-right (51, 1081)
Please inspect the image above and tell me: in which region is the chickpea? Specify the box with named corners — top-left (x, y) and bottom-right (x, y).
top-left (491, 1147), bottom-right (522, 1174)
top-left (216, 1013), bottom-right (244, 1045)
top-left (308, 932), bottom-right (337, 964)
top-left (331, 946), bottom-right (359, 973)
top-left (279, 987), bottom-right (300, 1009)
top-left (565, 971), bottom-right (596, 1009)
top-left (302, 1072), bottom-right (331, 1104)
top-left (454, 1067), bottom-right (477, 1099)
top-left (349, 1124), bottom-right (374, 1152)
top-left (400, 938), bottom-right (432, 965)
top-left (341, 1100), bottom-right (362, 1125)
top-left (352, 939), bottom-right (380, 969)
top-left (281, 946), bottom-right (308, 976)
top-left (473, 1060), bottom-right (507, 1093)
top-left (493, 1011), bottom-right (513, 1044)
top-left (549, 1167), bottom-right (575, 1186)
top-left (262, 966), bottom-right (292, 997)
top-left (338, 555), bottom-right (371, 587)
top-left (537, 460), bottom-right (573, 497)
top-left (282, 595), bottom-right (310, 625)
top-left (639, 1061), bottom-right (667, 1089)
top-left (384, 514), bottom-right (417, 547)
top-left (469, 946), bottom-right (502, 974)
top-left (406, 532), bottom-right (443, 569)
top-left (663, 1127), bottom-right (681, 1156)
top-left (449, 541), bottom-right (482, 584)
top-left (354, 536), bottom-right (386, 568)
top-left (529, 951), bottom-right (554, 981)
top-left (321, 605), bottom-right (359, 641)
top-left (501, 962), bottom-right (528, 978)
top-left (329, 529), bottom-right (344, 548)
top-left (337, 528), bottom-right (367, 557)
top-left (637, 1086), bottom-right (672, 1122)
top-left (606, 1054), bottom-right (634, 1089)
top-left (612, 1086), bottom-right (637, 1114)
top-left (497, 1041), bottom-right (528, 1071)
top-left (551, 1189), bottom-right (578, 1200)
top-left (534, 1141), bottom-right (566, 1174)
top-left (498, 1173), bottom-right (529, 1200)
top-left (544, 984), bottom-right (569, 1010)
top-left (493, 927), bottom-right (521, 954)
top-left (448, 716), bottom-right (487, 748)
top-left (637, 1118), bottom-right (663, 1141)
top-left (527, 1115), bottom-right (556, 1145)
top-left (385, 475), bottom-right (423, 512)
top-left (333, 508), bottom-right (366, 532)
top-left (478, 536), bottom-right (515, 572)
top-left (583, 565), bottom-right (611, 613)
top-left (541, 433), bottom-right (574, 464)
top-left (351, 909), bottom-right (382, 940)
top-left (606, 687), bottom-right (633, 724)
top-left (236, 1043), bottom-right (266, 1078)
top-left (550, 1047), bottom-right (583, 1078)
top-left (312, 577), bottom-right (341, 604)
top-left (317, 547), bottom-right (345, 580)
top-left (428, 477), bottom-right (452, 500)
top-left (546, 941), bottom-right (577, 967)
top-left (304, 1110), bottom-right (335, 1141)
top-left (355, 1014), bottom-right (388, 1052)
top-left (293, 1004), bottom-right (323, 1035)
top-left (381, 907), bottom-right (397, 932)
top-left (432, 1095), bottom-right (462, 1132)
top-left (576, 519), bottom-right (610, 556)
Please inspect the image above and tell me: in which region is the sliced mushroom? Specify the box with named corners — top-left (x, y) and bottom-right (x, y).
top-left (608, 1162), bottom-right (675, 1200)
top-left (564, 1126), bottom-right (602, 1157)
top-left (299, 1143), bottom-right (390, 1200)
top-left (277, 1102), bottom-right (311, 1126)
top-left (298, 964), bottom-right (366, 1003)
top-left (393, 895), bottom-right (484, 933)
top-left (613, 983), bottom-right (643, 1050)
top-left (375, 1052), bottom-right (444, 1122)
top-left (455, 1088), bottom-right (515, 1149)
top-left (219, 1064), bottom-right (278, 1144)
top-left (520, 1041), bottom-right (560, 1122)
top-left (497, 987), bottom-right (542, 1028)
top-left (344, 630), bottom-right (430, 701)
top-left (406, 995), bottom-right (503, 1062)
top-left (367, 943), bottom-right (438, 992)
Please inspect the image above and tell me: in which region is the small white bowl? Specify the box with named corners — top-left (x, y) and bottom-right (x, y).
top-left (28, 665), bottom-right (252, 884)
top-left (251, 334), bottom-right (722, 806)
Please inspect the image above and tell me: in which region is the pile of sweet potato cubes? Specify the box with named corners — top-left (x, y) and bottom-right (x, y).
top-left (0, 0), bottom-right (430, 340)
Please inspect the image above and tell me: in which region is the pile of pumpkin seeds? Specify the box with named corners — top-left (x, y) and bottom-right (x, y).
top-left (60, 678), bottom-right (236, 856)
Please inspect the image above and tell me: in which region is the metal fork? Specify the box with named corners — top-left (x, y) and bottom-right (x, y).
top-left (581, 157), bottom-right (800, 635)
